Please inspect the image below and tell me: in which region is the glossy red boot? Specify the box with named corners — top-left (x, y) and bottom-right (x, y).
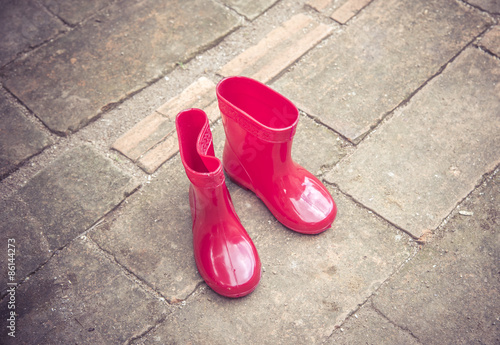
top-left (176, 108), bottom-right (261, 298)
top-left (216, 76), bottom-right (337, 234)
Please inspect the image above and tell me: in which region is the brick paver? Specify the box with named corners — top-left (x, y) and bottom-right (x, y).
top-left (0, 145), bottom-right (139, 291)
top-left (113, 77), bottom-right (217, 173)
top-left (331, 0), bottom-right (373, 24)
top-left (273, 0), bottom-right (493, 142)
top-left (2, 0), bottom-right (240, 135)
top-left (326, 47), bottom-right (500, 238)
top-left (218, 13), bottom-right (333, 83)
top-left (372, 173), bottom-right (500, 344)
top-left (0, 238), bottom-right (168, 343)
top-left (221, 0), bottom-right (280, 20)
top-left (307, 0), bottom-right (349, 15)
top-left (0, 92), bottom-right (53, 178)
top-left (0, 0), bottom-right (65, 67)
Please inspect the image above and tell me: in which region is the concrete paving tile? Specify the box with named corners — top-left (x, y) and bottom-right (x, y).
top-left (273, 0), bottom-right (493, 142)
top-left (465, 0), bottom-right (500, 14)
top-left (0, 237), bottom-right (169, 344)
top-left (0, 92), bottom-right (53, 178)
top-left (2, 0), bottom-right (240, 134)
top-left (132, 186), bottom-right (414, 345)
top-left (0, 0), bottom-right (65, 67)
top-left (478, 25), bottom-right (500, 57)
top-left (331, 0), bottom-right (373, 24)
top-left (372, 172), bottom-right (500, 345)
top-left (218, 13), bottom-right (333, 83)
top-left (111, 112), bottom-right (174, 162)
top-left (41, 0), bottom-right (114, 25)
top-left (325, 48), bottom-right (500, 238)
top-left (221, 0), bottom-right (279, 20)
top-left (0, 145), bottom-right (139, 289)
top-left (293, 114), bottom-right (350, 176)
top-left (89, 154), bottom-right (202, 302)
top-left (325, 304), bottom-right (420, 344)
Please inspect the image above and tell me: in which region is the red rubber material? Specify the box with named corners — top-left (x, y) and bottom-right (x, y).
top-left (216, 76), bottom-right (337, 234)
top-left (176, 108), bottom-right (261, 298)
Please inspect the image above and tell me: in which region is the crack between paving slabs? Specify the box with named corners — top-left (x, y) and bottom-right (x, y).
top-left (336, 25), bottom-right (496, 147)
top-left (370, 299), bottom-right (425, 344)
top-left (432, 164), bottom-right (500, 238)
top-left (0, 183), bottom-right (141, 301)
top-left (323, 181), bottom-right (422, 240)
top-left (475, 43), bottom-right (500, 60)
top-left (456, 0), bottom-right (500, 16)
top-left (84, 236), bottom-right (170, 345)
top-left (321, 245), bottom-right (420, 343)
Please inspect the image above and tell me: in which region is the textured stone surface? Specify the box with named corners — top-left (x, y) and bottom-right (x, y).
top-left (0, 0), bottom-right (64, 67)
top-left (0, 145), bottom-right (139, 290)
top-left (221, 0), bottom-right (279, 20)
top-left (372, 172), bottom-right (500, 345)
top-left (0, 238), bottom-right (169, 344)
top-left (42, 0), bottom-right (114, 25)
top-left (325, 48), bottom-right (500, 238)
top-left (331, 0), bottom-right (373, 24)
top-left (307, 0), bottom-right (350, 15)
top-left (478, 25), bottom-right (500, 57)
top-left (325, 304), bottom-right (420, 344)
top-left (0, 92), bottom-right (53, 178)
top-left (465, 0), bottom-right (500, 14)
top-left (113, 77), bottom-right (217, 172)
top-left (273, 0), bottom-right (492, 142)
top-left (218, 13), bottom-right (333, 83)
top-left (90, 154), bottom-right (201, 302)
top-left (132, 186), bottom-right (414, 344)
top-left (2, 0), bottom-right (240, 134)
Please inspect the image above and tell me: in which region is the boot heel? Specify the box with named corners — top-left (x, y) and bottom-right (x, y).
top-left (223, 142), bottom-right (253, 192)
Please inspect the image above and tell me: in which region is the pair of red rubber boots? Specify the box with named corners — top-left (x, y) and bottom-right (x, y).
top-left (176, 76), bottom-right (337, 298)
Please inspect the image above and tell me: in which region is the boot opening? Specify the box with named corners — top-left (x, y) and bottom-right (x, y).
top-left (176, 109), bottom-right (218, 174)
top-left (217, 77), bottom-right (298, 129)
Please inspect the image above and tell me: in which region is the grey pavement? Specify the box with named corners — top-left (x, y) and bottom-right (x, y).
top-left (0, 0), bottom-right (499, 344)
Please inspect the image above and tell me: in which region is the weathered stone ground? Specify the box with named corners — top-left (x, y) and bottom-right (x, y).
top-left (0, 0), bottom-right (498, 344)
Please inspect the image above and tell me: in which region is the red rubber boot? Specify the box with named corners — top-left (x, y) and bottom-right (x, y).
top-left (216, 76), bottom-right (337, 234)
top-left (176, 108), bottom-right (261, 298)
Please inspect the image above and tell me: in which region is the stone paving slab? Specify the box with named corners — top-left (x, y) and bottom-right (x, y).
top-left (0, 237), bottom-right (169, 344)
top-left (325, 303), bottom-right (420, 344)
top-left (132, 186), bottom-right (414, 345)
top-left (41, 0), bottom-right (114, 26)
top-left (0, 92), bottom-right (53, 179)
top-left (221, 0), bottom-right (279, 20)
top-left (273, 0), bottom-right (493, 142)
top-left (478, 25), bottom-right (500, 57)
top-left (218, 13), bottom-right (333, 84)
top-left (465, 0), bottom-right (500, 14)
top-left (2, 0), bottom-right (240, 135)
top-left (0, 145), bottom-right (139, 291)
top-left (325, 47), bottom-right (500, 238)
top-left (372, 172), bottom-right (500, 345)
top-left (0, 0), bottom-right (65, 67)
